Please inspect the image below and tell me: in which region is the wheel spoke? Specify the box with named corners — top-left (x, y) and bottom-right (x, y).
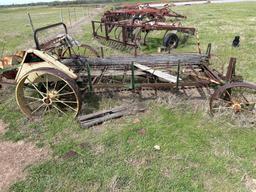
top-left (53, 100), bottom-right (77, 104)
top-left (56, 92), bottom-right (75, 96)
top-left (215, 98), bottom-right (232, 104)
top-left (28, 100), bottom-right (42, 105)
top-left (57, 83), bottom-right (68, 94)
top-left (52, 104), bottom-right (66, 115)
top-left (212, 106), bottom-right (234, 110)
top-left (27, 77), bottom-right (46, 98)
top-left (240, 108), bottom-right (255, 114)
top-left (24, 95), bottom-right (43, 101)
top-left (53, 80), bottom-right (58, 91)
top-left (54, 98), bottom-right (77, 112)
top-left (239, 93), bottom-right (249, 103)
top-left (31, 103), bottom-right (45, 115)
top-left (35, 73), bottom-right (47, 91)
top-left (43, 105), bottom-right (49, 116)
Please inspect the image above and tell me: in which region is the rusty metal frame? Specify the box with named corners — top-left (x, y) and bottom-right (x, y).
top-left (92, 20), bottom-right (195, 50)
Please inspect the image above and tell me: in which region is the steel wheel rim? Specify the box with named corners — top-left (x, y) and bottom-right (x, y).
top-left (16, 69), bottom-right (81, 118)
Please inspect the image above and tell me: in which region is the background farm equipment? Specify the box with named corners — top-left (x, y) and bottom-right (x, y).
top-left (116, 2), bottom-right (172, 10)
top-left (101, 7), bottom-right (186, 24)
top-left (12, 22), bottom-right (255, 121)
top-left (93, 2), bottom-right (194, 51)
top-left (92, 20), bottom-right (196, 51)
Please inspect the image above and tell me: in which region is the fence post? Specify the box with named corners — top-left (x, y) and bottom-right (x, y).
top-left (68, 8), bottom-right (72, 26)
top-left (27, 12), bottom-right (35, 33)
top-left (74, 8), bottom-right (77, 21)
top-left (60, 8), bottom-right (63, 23)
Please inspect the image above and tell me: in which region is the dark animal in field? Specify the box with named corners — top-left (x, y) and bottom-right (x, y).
top-left (232, 36), bottom-right (240, 47)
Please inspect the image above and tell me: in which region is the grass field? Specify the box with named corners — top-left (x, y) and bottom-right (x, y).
top-left (0, 5), bottom-right (95, 54)
top-left (0, 2), bottom-right (256, 192)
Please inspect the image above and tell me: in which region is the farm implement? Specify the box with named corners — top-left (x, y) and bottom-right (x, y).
top-left (0, 22), bottom-right (252, 121)
top-left (101, 7), bottom-right (186, 23)
top-left (116, 2), bottom-right (172, 10)
top-left (92, 2), bottom-right (194, 50)
top-left (92, 20), bottom-right (195, 51)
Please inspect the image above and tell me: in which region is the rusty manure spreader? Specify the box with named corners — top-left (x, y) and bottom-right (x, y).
top-left (0, 23), bottom-right (255, 120)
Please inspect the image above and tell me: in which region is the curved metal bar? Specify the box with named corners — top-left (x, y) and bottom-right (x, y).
top-left (34, 22), bottom-right (68, 50)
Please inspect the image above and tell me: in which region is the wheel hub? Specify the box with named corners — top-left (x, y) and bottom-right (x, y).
top-left (232, 102), bottom-right (241, 113)
top-left (48, 90), bottom-right (59, 100)
top-left (43, 97), bottom-right (52, 105)
top-left (43, 90), bottom-right (59, 105)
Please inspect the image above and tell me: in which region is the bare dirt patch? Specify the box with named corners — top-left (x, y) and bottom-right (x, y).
top-left (244, 175), bottom-right (256, 192)
top-left (0, 120), bottom-right (49, 191)
top-left (0, 120), bottom-right (7, 134)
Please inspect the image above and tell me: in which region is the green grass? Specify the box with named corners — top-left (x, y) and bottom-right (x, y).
top-left (6, 104), bottom-right (256, 191)
top-left (173, 2), bottom-right (256, 82)
top-left (0, 2), bottom-right (256, 192)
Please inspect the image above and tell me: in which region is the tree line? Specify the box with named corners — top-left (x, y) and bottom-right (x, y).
top-left (0, 0), bottom-right (126, 8)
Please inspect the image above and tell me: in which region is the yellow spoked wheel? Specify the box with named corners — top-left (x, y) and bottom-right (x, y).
top-left (16, 68), bottom-right (81, 118)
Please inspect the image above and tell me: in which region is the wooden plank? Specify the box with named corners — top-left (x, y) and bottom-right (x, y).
top-left (88, 70), bottom-right (145, 77)
top-left (134, 62), bottom-right (181, 83)
top-left (86, 54), bottom-right (209, 66)
top-left (78, 106), bottom-right (127, 121)
top-left (80, 110), bottom-right (129, 128)
top-left (78, 104), bottom-right (146, 129)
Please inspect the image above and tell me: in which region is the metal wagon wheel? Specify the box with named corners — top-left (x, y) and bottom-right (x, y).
top-left (62, 44), bottom-right (100, 58)
top-left (210, 82), bottom-right (256, 122)
top-left (16, 68), bottom-right (81, 118)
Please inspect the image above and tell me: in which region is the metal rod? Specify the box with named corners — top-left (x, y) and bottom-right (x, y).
top-left (100, 47), bottom-right (104, 58)
top-left (86, 63), bottom-right (93, 92)
top-left (92, 21), bottom-right (96, 36)
top-left (27, 12), bottom-right (35, 33)
top-left (131, 61), bottom-right (135, 90)
top-left (176, 61), bottom-right (181, 91)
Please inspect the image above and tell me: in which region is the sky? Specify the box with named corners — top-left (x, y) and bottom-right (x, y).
top-left (0, 0), bottom-right (60, 5)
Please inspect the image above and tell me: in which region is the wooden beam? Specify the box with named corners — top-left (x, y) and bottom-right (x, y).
top-left (134, 62), bottom-right (181, 83)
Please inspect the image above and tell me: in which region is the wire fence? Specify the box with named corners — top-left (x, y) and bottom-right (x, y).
top-left (0, 5), bottom-right (102, 55)
top-left (27, 7), bottom-right (95, 32)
